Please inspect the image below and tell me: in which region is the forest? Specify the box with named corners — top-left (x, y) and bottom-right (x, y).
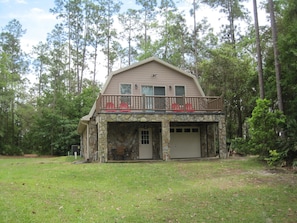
top-left (0, 0), bottom-right (296, 165)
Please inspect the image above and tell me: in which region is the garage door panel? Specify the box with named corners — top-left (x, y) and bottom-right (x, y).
top-left (170, 127), bottom-right (201, 158)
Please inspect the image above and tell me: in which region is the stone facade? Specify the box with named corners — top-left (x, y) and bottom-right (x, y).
top-left (90, 112), bottom-right (227, 162)
top-left (106, 122), bottom-right (161, 161)
top-left (80, 117), bottom-right (98, 161)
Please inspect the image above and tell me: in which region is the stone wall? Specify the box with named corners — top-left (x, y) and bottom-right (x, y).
top-left (80, 118), bottom-right (98, 161)
top-left (89, 119), bottom-right (98, 161)
top-left (107, 122), bottom-right (138, 160)
top-left (106, 122), bottom-right (161, 161)
top-left (95, 112), bottom-right (227, 162)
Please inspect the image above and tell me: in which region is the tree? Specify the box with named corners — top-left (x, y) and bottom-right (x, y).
top-left (101, 0), bottom-right (122, 75)
top-left (86, 0), bottom-right (109, 83)
top-left (187, 18), bottom-right (218, 75)
top-left (277, 0), bottom-right (297, 118)
top-left (136, 0), bottom-right (157, 58)
top-left (190, 0), bottom-right (200, 76)
top-left (0, 19), bottom-right (28, 155)
top-left (253, 0), bottom-right (265, 99)
top-left (118, 9), bottom-right (140, 66)
top-left (156, 2), bottom-right (189, 67)
top-left (201, 0), bottom-right (248, 45)
top-left (200, 44), bottom-right (256, 138)
top-left (200, 0), bottom-right (255, 140)
top-left (31, 42), bottom-right (50, 97)
top-left (0, 52), bottom-right (13, 153)
top-left (50, 0), bottom-right (87, 94)
top-left (268, 0), bottom-right (283, 111)
top-left (248, 99), bottom-right (285, 157)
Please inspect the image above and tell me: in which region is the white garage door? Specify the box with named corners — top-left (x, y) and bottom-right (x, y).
top-left (170, 127), bottom-right (201, 158)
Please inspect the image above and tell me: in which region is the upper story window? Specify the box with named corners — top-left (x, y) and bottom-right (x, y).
top-left (175, 86), bottom-right (185, 96)
top-left (120, 84), bottom-right (131, 105)
top-left (120, 84), bottom-right (131, 95)
top-left (175, 86), bottom-right (185, 105)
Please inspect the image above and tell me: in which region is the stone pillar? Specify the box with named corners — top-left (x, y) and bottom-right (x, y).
top-left (207, 124), bottom-right (216, 157)
top-left (162, 119), bottom-right (170, 161)
top-left (218, 115), bottom-right (227, 158)
top-left (89, 120), bottom-right (98, 159)
top-left (200, 125), bottom-right (207, 158)
top-left (97, 117), bottom-right (108, 163)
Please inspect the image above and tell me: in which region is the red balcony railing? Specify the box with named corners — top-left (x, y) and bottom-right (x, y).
top-left (96, 94), bottom-right (223, 113)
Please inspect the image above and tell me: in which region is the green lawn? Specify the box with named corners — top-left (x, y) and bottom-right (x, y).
top-left (0, 156), bottom-right (296, 223)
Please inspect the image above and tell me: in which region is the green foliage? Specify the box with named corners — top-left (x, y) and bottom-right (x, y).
top-left (20, 85), bottom-right (99, 156)
top-left (278, 118), bottom-right (297, 166)
top-left (0, 20), bottom-right (28, 155)
top-left (265, 149), bottom-right (283, 167)
top-left (277, 0), bottom-right (297, 120)
top-left (230, 137), bottom-right (250, 155)
top-left (200, 44), bottom-right (257, 139)
top-left (1, 144), bottom-right (23, 156)
top-left (248, 99), bottom-right (286, 158)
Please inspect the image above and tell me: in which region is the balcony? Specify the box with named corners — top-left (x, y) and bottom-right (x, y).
top-left (96, 94), bottom-right (223, 113)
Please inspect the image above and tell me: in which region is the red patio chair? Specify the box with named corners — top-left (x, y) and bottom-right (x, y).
top-left (106, 102), bottom-right (116, 112)
top-left (119, 102), bottom-right (130, 112)
top-left (172, 103), bottom-right (182, 112)
top-left (185, 103), bottom-right (194, 112)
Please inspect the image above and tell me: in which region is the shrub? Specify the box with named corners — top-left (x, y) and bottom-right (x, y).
top-left (230, 137), bottom-right (250, 155)
top-left (265, 149), bottom-right (284, 167)
top-left (278, 118), bottom-right (297, 166)
top-left (1, 144), bottom-right (23, 156)
top-left (248, 99), bottom-right (286, 158)
top-left (248, 99), bottom-right (297, 167)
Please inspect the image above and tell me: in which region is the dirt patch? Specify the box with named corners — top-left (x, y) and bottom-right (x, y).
top-left (265, 167), bottom-right (297, 174)
top-left (243, 169), bottom-right (297, 187)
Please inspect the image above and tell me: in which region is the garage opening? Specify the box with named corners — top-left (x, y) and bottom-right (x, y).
top-left (170, 126), bottom-right (201, 159)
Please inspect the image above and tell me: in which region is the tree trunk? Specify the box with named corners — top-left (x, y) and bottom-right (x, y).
top-left (68, 14), bottom-right (71, 93)
top-left (93, 40), bottom-right (98, 85)
top-left (237, 98), bottom-right (243, 137)
top-left (228, 0), bottom-right (236, 46)
top-left (128, 36), bottom-right (131, 65)
top-left (253, 0), bottom-right (265, 99)
top-left (268, 0), bottom-right (283, 111)
top-left (193, 0), bottom-right (199, 77)
top-left (79, 26), bottom-right (88, 94)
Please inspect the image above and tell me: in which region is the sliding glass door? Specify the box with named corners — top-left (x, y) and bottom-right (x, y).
top-left (141, 86), bottom-right (165, 111)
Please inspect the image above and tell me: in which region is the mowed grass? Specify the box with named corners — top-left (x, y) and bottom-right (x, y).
top-left (0, 156), bottom-right (296, 223)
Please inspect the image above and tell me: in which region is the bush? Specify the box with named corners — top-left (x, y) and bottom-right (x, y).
top-left (1, 144), bottom-right (23, 156)
top-left (230, 137), bottom-right (250, 155)
top-left (248, 99), bottom-right (297, 167)
top-left (265, 149), bottom-right (284, 167)
top-left (278, 118), bottom-right (297, 166)
top-left (248, 99), bottom-right (286, 158)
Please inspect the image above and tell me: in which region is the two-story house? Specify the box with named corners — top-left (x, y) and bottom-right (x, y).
top-left (77, 57), bottom-right (227, 162)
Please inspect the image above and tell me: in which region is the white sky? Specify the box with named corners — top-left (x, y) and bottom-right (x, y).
top-left (0, 0), bottom-right (269, 84)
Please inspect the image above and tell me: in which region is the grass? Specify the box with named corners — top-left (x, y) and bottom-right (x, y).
top-left (0, 156), bottom-right (296, 223)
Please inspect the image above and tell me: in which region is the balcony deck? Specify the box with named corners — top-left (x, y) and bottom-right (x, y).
top-left (96, 94), bottom-right (223, 113)
top-left (96, 95), bottom-right (223, 113)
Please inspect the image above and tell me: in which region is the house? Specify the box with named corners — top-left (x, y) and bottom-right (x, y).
top-left (77, 57), bottom-right (227, 162)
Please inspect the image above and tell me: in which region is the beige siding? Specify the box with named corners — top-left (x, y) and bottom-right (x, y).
top-left (103, 61), bottom-right (202, 97)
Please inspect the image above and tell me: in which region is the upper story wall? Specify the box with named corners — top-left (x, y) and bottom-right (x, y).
top-left (102, 59), bottom-right (204, 97)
